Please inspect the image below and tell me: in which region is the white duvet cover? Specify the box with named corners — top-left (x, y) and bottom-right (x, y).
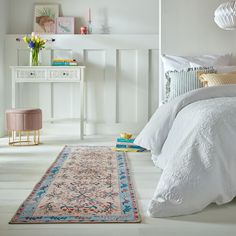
top-left (135, 85), bottom-right (236, 217)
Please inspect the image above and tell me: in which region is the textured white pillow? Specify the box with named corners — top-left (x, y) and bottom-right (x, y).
top-left (162, 54), bottom-right (232, 73)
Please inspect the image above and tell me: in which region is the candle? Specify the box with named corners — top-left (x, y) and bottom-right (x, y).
top-left (89, 8), bottom-right (91, 22)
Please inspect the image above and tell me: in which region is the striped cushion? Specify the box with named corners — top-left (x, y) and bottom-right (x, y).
top-left (199, 72), bottom-right (236, 87)
top-left (166, 68), bottom-right (216, 102)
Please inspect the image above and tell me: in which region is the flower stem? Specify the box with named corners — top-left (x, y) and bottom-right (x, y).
top-left (31, 48), bottom-right (40, 66)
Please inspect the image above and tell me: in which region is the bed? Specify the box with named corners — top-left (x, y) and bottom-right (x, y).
top-left (134, 54), bottom-right (236, 217)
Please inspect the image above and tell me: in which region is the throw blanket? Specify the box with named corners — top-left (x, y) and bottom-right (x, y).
top-left (135, 85), bottom-right (236, 217)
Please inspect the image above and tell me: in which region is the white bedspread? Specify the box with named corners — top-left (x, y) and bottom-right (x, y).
top-left (135, 85), bottom-right (236, 217)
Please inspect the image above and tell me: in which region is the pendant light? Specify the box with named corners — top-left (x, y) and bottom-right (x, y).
top-left (214, 1), bottom-right (236, 30)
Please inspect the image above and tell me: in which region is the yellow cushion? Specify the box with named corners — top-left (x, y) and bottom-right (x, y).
top-left (199, 72), bottom-right (236, 87)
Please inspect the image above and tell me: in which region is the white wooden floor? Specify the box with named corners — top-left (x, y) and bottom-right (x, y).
top-left (1, 135), bottom-right (236, 236)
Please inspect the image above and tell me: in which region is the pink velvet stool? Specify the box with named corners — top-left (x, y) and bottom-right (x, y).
top-left (5, 108), bottom-right (42, 146)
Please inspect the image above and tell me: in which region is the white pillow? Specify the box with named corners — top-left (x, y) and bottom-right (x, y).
top-left (162, 54), bottom-right (232, 73)
top-left (189, 54), bottom-right (232, 68)
top-left (162, 55), bottom-right (191, 72)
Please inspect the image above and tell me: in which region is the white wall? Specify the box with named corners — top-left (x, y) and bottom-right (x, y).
top-left (8, 0), bottom-right (158, 34)
top-left (5, 35), bottom-right (158, 136)
top-left (5, 0), bottom-right (235, 137)
top-left (0, 0), bottom-right (8, 137)
top-left (3, 0), bottom-right (159, 136)
top-left (161, 0), bottom-right (235, 55)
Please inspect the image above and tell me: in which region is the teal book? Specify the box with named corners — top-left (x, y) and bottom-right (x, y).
top-left (52, 62), bottom-right (69, 66)
top-left (52, 62), bottom-right (78, 66)
top-left (116, 138), bottom-right (135, 143)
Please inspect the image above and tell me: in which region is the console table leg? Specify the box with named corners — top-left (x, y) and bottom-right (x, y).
top-left (12, 79), bottom-right (16, 108)
top-left (80, 69), bottom-right (85, 140)
top-left (50, 83), bottom-right (54, 123)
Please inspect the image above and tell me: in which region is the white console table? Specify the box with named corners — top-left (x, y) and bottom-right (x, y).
top-left (10, 66), bottom-right (86, 139)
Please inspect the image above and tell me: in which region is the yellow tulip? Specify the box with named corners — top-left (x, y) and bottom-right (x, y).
top-left (22, 36), bottom-right (28, 43)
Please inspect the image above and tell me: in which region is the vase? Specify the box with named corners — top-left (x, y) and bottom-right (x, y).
top-left (30, 48), bottom-right (40, 66)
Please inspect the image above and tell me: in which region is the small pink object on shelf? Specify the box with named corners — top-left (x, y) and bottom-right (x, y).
top-left (80, 26), bottom-right (88, 35)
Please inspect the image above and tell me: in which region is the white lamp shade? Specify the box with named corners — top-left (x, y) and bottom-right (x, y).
top-left (214, 1), bottom-right (236, 30)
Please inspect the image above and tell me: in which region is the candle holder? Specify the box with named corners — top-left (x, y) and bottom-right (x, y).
top-left (88, 8), bottom-right (92, 34)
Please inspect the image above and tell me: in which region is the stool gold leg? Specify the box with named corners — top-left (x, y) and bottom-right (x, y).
top-left (8, 131), bottom-right (11, 145)
top-left (19, 131), bottom-right (22, 145)
top-left (27, 131), bottom-right (29, 143)
top-left (38, 130), bottom-right (40, 144)
top-left (8, 129), bottom-right (41, 146)
top-left (34, 130), bottom-right (36, 145)
top-left (12, 131), bottom-right (15, 145)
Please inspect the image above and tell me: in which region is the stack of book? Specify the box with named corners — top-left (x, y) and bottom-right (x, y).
top-left (52, 59), bottom-right (78, 66)
top-left (112, 137), bottom-right (146, 152)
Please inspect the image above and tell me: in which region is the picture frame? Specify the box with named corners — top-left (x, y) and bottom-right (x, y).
top-left (56, 17), bottom-right (75, 34)
top-left (34, 4), bottom-right (59, 34)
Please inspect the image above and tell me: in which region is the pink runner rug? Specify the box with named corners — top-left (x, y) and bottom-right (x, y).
top-left (10, 146), bottom-right (141, 223)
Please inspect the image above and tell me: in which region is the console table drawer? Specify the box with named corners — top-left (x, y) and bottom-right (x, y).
top-left (16, 70), bottom-right (46, 79)
top-left (48, 70), bottom-right (81, 80)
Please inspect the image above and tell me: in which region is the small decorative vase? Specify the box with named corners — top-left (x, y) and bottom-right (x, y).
top-left (30, 48), bottom-right (40, 66)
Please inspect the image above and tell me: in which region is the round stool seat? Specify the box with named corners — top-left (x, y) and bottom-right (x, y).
top-left (6, 108), bottom-right (42, 131)
top-left (6, 108), bottom-right (41, 114)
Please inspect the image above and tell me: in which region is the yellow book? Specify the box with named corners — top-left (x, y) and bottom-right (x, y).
top-left (112, 147), bottom-right (144, 152)
top-left (53, 59), bottom-right (76, 63)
